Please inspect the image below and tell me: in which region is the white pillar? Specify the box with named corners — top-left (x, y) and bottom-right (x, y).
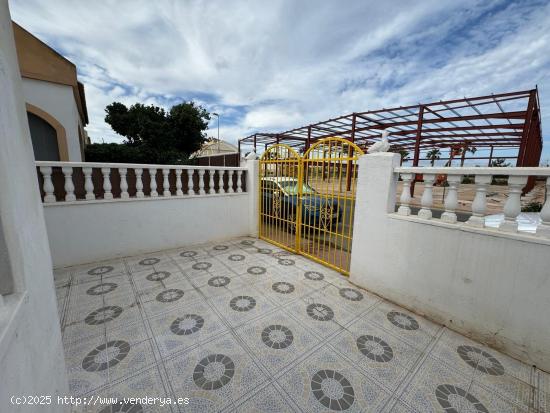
top-left (537, 177), bottom-right (550, 238)
top-left (119, 168), bottom-right (129, 199)
top-left (187, 169), bottom-right (195, 195)
top-left (209, 170), bottom-right (215, 194)
top-left (101, 167), bottom-right (113, 200)
top-left (162, 168), bottom-right (171, 196)
top-left (245, 158), bottom-right (260, 237)
top-left (40, 166), bottom-right (56, 203)
top-left (149, 168), bottom-right (158, 197)
top-left (83, 167), bottom-right (95, 200)
top-left (441, 174), bottom-right (462, 224)
top-left (175, 169), bottom-right (183, 196)
top-left (61, 167), bottom-right (76, 202)
top-left (397, 173), bottom-right (413, 216)
top-left (228, 170), bottom-right (235, 193)
top-left (198, 169), bottom-right (206, 195)
top-left (135, 168), bottom-right (144, 198)
top-left (418, 174), bottom-right (435, 219)
top-left (236, 170), bottom-right (243, 193)
top-left (465, 174), bottom-right (491, 228)
top-left (500, 175), bottom-right (528, 232)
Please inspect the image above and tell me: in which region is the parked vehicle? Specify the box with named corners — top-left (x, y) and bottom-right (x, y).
top-left (261, 177), bottom-right (341, 232)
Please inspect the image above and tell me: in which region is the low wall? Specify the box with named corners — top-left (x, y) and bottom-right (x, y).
top-left (350, 153), bottom-right (550, 371)
top-left (44, 193), bottom-right (250, 267)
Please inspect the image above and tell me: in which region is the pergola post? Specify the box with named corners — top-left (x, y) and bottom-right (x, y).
top-left (346, 113), bottom-right (357, 191)
top-left (488, 145), bottom-right (493, 166)
top-left (517, 90), bottom-right (536, 167)
top-left (411, 105), bottom-right (424, 196)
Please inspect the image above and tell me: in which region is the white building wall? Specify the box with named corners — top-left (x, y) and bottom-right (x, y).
top-left (44, 194), bottom-right (251, 268)
top-left (0, 2), bottom-right (69, 410)
top-left (349, 153), bottom-right (550, 371)
top-left (22, 77), bottom-right (83, 161)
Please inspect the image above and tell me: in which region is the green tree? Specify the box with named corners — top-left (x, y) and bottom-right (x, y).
top-left (490, 158), bottom-right (511, 167)
top-left (86, 101), bottom-right (210, 164)
top-left (426, 148), bottom-right (441, 166)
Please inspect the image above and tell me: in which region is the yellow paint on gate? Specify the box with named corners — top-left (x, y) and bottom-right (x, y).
top-left (259, 137), bottom-right (363, 275)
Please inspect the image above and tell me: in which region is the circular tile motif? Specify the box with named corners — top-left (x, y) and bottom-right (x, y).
top-left (208, 276), bottom-right (230, 287)
top-left (272, 281), bottom-right (295, 294)
top-left (261, 325), bottom-right (294, 349)
top-left (180, 251), bottom-right (197, 258)
top-left (228, 254), bottom-right (245, 262)
top-left (86, 282), bottom-right (118, 296)
top-left (82, 340), bottom-right (130, 372)
top-left (213, 245), bottom-right (228, 251)
top-left (387, 311), bottom-right (419, 330)
top-left (156, 289), bottom-right (184, 303)
top-left (87, 265), bottom-right (114, 276)
top-left (85, 306), bottom-right (123, 325)
top-left (435, 384), bottom-right (489, 413)
top-left (192, 262), bottom-right (212, 271)
top-left (307, 303), bottom-right (334, 321)
top-left (457, 345), bottom-right (505, 376)
top-left (356, 335), bottom-right (393, 362)
top-left (241, 240), bottom-right (254, 246)
top-left (146, 271), bottom-right (170, 282)
top-left (257, 248), bottom-right (272, 254)
top-left (311, 370), bottom-right (355, 411)
top-left (304, 271), bottom-right (324, 281)
top-left (339, 288), bottom-right (364, 302)
top-left (229, 296), bottom-right (256, 312)
top-left (247, 266), bottom-right (266, 275)
top-left (193, 354), bottom-right (235, 390)
top-left (278, 258), bottom-right (295, 266)
top-left (139, 257), bottom-right (160, 266)
top-left (170, 314), bottom-right (204, 335)
top-left (100, 402), bottom-right (143, 413)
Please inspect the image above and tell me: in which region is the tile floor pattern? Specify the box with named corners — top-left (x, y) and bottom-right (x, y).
top-left (54, 237), bottom-right (550, 413)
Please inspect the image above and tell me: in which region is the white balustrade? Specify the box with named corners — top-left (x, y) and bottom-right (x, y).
top-left (187, 169), bottom-right (195, 195)
top-left (61, 167), bottom-right (76, 202)
top-left (83, 167), bottom-right (95, 200)
top-left (441, 174), bottom-right (462, 224)
top-left (463, 174), bottom-right (491, 228)
top-left (175, 169), bottom-right (183, 196)
top-left (209, 170), bottom-right (215, 194)
top-left (40, 166), bottom-right (56, 203)
top-left (227, 170), bottom-right (235, 193)
top-left (397, 173), bottom-right (413, 216)
top-left (236, 170), bottom-right (243, 193)
top-left (101, 167), bottom-right (113, 200)
top-left (149, 168), bottom-right (158, 197)
top-left (135, 168), bottom-right (144, 198)
top-left (162, 169), bottom-right (171, 196)
top-left (500, 176), bottom-right (528, 232)
top-left (538, 177), bottom-right (550, 238)
top-left (198, 170), bottom-right (206, 195)
top-left (418, 174), bottom-right (435, 219)
top-left (119, 168), bottom-right (129, 199)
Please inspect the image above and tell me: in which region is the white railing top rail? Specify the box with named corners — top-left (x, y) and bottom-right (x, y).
top-left (395, 166), bottom-right (550, 176)
top-left (35, 161), bottom-right (246, 171)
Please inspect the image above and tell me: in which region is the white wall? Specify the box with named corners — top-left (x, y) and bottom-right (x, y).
top-left (0, 2), bottom-right (69, 410)
top-left (350, 153), bottom-right (550, 371)
top-left (44, 193), bottom-right (251, 268)
top-left (22, 78), bottom-right (83, 161)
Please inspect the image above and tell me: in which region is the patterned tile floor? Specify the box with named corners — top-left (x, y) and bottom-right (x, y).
top-left (54, 237), bottom-right (549, 413)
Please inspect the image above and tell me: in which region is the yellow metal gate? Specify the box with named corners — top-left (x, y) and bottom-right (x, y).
top-left (259, 137), bottom-right (363, 275)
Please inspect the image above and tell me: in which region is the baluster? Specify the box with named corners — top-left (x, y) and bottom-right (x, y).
top-left (537, 177), bottom-right (550, 237)
top-left (101, 167), bottom-right (113, 200)
top-left (236, 170), bottom-right (243, 193)
top-left (162, 168), bottom-right (171, 196)
top-left (441, 174), bottom-right (462, 224)
top-left (119, 168), bottom-right (129, 199)
top-left (466, 174), bottom-right (492, 227)
top-left (83, 167), bottom-right (95, 200)
top-left (418, 174), bottom-right (435, 219)
top-left (228, 170), bottom-right (235, 193)
top-left (198, 169), bottom-right (206, 195)
top-left (397, 173), bottom-right (413, 216)
top-left (500, 175), bottom-right (528, 232)
top-left (61, 167), bottom-right (76, 201)
top-left (187, 169), bottom-right (195, 195)
top-left (135, 168), bottom-right (144, 198)
top-left (208, 169), bottom-right (215, 194)
top-left (40, 166), bottom-right (56, 203)
top-left (149, 168), bottom-right (158, 197)
top-left (175, 169), bottom-right (183, 196)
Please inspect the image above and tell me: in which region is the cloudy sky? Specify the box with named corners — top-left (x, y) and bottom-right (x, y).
top-left (9, 0), bottom-right (550, 162)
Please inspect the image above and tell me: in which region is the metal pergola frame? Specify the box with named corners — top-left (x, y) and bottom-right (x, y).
top-left (239, 89), bottom-right (543, 173)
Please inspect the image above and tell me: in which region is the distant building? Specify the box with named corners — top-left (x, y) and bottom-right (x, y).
top-left (190, 139), bottom-right (239, 166)
top-left (13, 22), bottom-right (88, 161)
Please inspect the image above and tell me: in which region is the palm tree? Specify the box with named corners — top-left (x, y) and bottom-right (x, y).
top-left (398, 150), bottom-right (410, 166)
top-left (426, 149), bottom-right (441, 166)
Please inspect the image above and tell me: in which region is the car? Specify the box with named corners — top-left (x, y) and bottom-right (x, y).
top-left (261, 177), bottom-right (342, 232)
